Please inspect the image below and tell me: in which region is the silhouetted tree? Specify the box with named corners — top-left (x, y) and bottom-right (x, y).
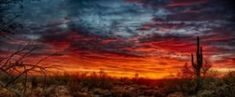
top-left (202, 59), bottom-right (212, 78)
top-left (179, 63), bottom-right (194, 78)
top-left (179, 60), bottom-right (211, 79)
top-left (0, 43), bottom-right (58, 97)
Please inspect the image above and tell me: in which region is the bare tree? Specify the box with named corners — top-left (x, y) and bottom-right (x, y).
top-left (202, 59), bottom-right (212, 78)
top-left (179, 63), bottom-right (194, 79)
top-left (0, 43), bottom-right (58, 97)
top-left (0, 1), bottom-right (57, 96)
top-left (179, 61), bottom-right (211, 79)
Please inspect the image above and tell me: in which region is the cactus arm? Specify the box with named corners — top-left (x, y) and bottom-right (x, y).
top-left (200, 47), bottom-right (203, 65)
top-left (191, 36), bottom-right (204, 92)
top-left (197, 47), bottom-right (203, 69)
top-left (196, 37), bottom-right (200, 63)
top-left (191, 53), bottom-right (197, 69)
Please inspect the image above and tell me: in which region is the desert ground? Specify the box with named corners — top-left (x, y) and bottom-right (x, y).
top-left (0, 71), bottom-right (234, 97)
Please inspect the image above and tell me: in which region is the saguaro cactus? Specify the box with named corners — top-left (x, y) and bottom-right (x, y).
top-left (191, 36), bottom-right (203, 92)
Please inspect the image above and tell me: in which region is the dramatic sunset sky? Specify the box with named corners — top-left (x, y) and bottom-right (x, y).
top-left (0, 0), bottom-right (235, 79)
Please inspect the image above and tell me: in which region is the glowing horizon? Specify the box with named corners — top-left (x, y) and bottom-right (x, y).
top-left (0, 0), bottom-right (234, 79)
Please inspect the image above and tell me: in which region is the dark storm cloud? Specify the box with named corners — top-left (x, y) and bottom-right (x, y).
top-left (135, 0), bottom-right (234, 36)
top-left (65, 0), bottom-right (154, 37)
top-left (0, 0), bottom-right (235, 73)
top-left (66, 35), bottom-right (144, 58)
top-left (0, 0), bottom-right (154, 58)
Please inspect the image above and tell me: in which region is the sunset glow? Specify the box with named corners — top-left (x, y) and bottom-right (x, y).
top-left (0, 0), bottom-right (234, 79)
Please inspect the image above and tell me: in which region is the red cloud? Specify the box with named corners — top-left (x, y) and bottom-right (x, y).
top-left (167, 0), bottom-right (208, 7)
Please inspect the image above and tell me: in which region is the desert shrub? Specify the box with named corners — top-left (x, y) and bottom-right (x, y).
top-left (46, 85), bottom-right (72, 97)
top-left (212, 84), bottom-right (235, 97)
top-left (42, 74), bottom-right (73, 87)
top-left (167, 92), bottom-right (184, 97)
top-left (66, 72), bottom-right (114, 96)
top-left (177, 79), bottom-right (195, 95)
top-left (197, 90), bottom-right (214, 97)
top-left (27, 87), bottom-right (44, 97)
top-left (0, 73), bottom-right (12, 83)
top-left (223, 71), bottom-right (235, 86)
top-left (157, 79), bottom-right (192, 96)
top-left (201, 77), bottom-right (220, 91)
top-left (196, 72), bottom-right (235, 97)
top-left (70, 92), bottom-right (92, 97)
top-left (67, 79), bottom-right (84, 97)
top-left (111, 86), bottom-right (134, 97)
top-left (92, 88), bottom-right (112, 96)
top-left (209, 72), bottom-right (235, 97)
top-left (117, 77), bottom-right (133, 85)
top-left (0, 87), bottom-right (14, 97)
top-left (79, 72), bottom-right (113, 89)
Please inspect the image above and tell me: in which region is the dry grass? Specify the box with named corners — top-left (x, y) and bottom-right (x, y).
top-left (0, 72), bottom-right (234, 97)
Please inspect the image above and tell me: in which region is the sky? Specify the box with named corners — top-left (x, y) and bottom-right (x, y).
top-left (0, 0), bottom-right (235, 79)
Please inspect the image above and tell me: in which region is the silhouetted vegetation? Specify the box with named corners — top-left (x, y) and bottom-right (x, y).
top-left (191, 37), bottom-right (204, 93)
top-left (0, 44), bottom-right (58, 97)
top-left (0, 71), bottom-right (234, 97)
